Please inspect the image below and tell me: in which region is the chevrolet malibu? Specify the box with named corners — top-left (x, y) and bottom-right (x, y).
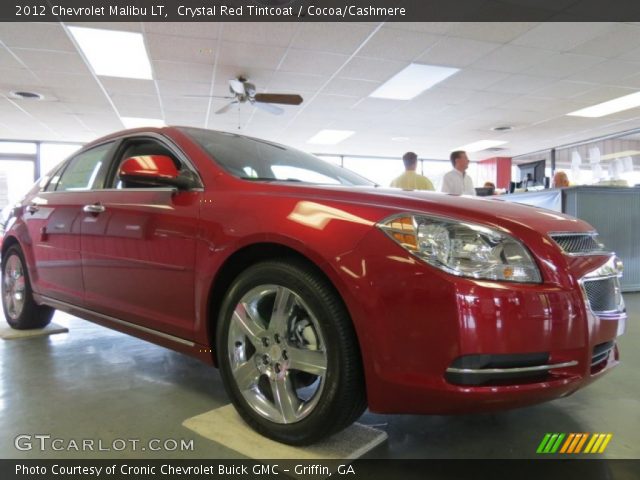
top-left (1, 127), bottom-right (626, 445)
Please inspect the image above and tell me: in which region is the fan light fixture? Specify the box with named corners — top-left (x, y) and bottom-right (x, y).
top-left (567, 91), bottom-right (640, 118)
top-left (307, 130), bottom-right (355, 145)
top-left (69, 26), bottom-right (153, 80)
top-left (369, 63), bottom-right (459, 101)
top-left (456, 140), bottom-right (507, 153)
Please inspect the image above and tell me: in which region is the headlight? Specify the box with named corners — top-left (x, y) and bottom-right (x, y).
top-left (378, 214), bottom-right (542, 283)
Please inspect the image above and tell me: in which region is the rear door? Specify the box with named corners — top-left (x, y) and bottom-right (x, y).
top-left (80, 136), bottom-right (202, 340)
top-left (23, 142), bottom-right (114, 304)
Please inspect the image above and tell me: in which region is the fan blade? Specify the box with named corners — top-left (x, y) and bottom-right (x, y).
top-left (229, 79), bottom-right (245, 95)
top-left (254, 93), bottom-right (303, 105)
top-left (253, 102), bottom-right (284, 115)
top-left (215, 100), bottom-right (239, 114)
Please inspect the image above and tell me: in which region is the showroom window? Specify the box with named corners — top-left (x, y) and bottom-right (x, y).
top-left (0, 141), bottom-right (37, 211)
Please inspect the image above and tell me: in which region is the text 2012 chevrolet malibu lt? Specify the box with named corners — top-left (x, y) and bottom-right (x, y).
top-left (1, 127), bottom-right (626, 445)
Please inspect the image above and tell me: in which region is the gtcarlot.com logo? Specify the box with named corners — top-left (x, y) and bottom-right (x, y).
top-left (537, 433), bottom-right (613, 454)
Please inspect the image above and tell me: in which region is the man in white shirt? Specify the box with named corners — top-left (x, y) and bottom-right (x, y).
top-left (390, 152), bottom-right (435, 191)
top-left (441, 150), bottom-right (476, 195)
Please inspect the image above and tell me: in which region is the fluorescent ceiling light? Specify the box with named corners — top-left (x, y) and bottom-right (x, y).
top-left (307, 130), bottom-right (355, 145)
top-left (601, 150), bottom-right (640, 160)
top-left (69, 26), bottom-right (152, 80)
top-left (567, 91), bottom-right (640, 118)
top-left (370, 63), bottom-right (459, 100)
top-left (456, 140), bottom-right (507, 153)
top-left (121, 117), bottom-right (165, 129)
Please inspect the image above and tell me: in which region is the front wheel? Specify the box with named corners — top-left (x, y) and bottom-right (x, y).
top-left (216, 260), bottom-right (366, 445)
top-left (2, 245), bottom-right (53, 330)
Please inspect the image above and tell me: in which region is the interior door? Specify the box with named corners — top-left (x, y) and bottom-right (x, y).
top-left (80, 138), bottom-right (201, 339)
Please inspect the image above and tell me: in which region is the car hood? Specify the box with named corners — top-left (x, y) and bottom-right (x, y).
top-left (255, 183), bottom-right (593, 235)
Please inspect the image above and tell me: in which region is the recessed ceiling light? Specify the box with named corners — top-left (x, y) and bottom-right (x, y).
top-left (369, 63), bottom-right (459, 101)
top-left (9, 90), bottom-right (43, 100)
top-left (567, 91), bottom-right (640, 118)
top-left (121, 117), bottom-right (165, 129)
top-left (68, 26), bottom-right (153, 80)
top-left (491, 126), bottom-right (513, 132)
top-left (392, 136), bottom-right (410, 142)
top-left (456, 140), bottom-right (507, 153)
top-left (307, 130), bottom-right (355, 145)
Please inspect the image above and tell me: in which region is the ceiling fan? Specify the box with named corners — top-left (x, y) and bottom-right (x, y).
top-left (213, 77), bottom-right (303, 115)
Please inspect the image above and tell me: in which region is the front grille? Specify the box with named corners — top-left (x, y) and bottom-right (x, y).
top-left (584, 278), bottom-right (620, 313)
top-left (591, 341), bottom-right (615, 368)
top-left (550, 233), bottom-right (605, 254)
top-left (446, 352), bottom-right (552, 386)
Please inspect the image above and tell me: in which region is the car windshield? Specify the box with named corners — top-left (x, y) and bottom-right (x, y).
top-left (180, 127), bottom-right (375, 186)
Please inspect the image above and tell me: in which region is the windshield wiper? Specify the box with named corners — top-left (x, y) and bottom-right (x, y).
top-left (240, 177), bottom-right (303, 182)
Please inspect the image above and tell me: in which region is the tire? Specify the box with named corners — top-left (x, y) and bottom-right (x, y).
top-left (2, 244), bottom-right (54, 330)
top-left (216, 259), bottom-right (366, 445)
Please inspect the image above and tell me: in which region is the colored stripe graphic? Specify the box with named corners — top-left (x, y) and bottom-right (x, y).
top-left (539, 433), bottom-right (613, 454)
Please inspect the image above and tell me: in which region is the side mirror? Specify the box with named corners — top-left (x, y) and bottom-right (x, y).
top-left (119, 155), bottom-right (197, 190)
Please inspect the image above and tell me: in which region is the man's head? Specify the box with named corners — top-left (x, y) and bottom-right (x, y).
top-left (402, 151), bottom-right (418, 171)
top-left (450, 150), bottom-right (469, 173)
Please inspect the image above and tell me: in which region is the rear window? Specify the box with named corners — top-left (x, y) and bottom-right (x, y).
top-left (180, 127), bottom-right (374, 186)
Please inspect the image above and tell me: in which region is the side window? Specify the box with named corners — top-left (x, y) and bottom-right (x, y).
top-left (49, 143), bottom-right (113, 192)
top-left (113, 139), bottom-right (182, 189)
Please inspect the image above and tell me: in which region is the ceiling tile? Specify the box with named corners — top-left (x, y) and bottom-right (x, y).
top-left (100, 78), bottom-right (157, 96)
top-left (386, 23), bottom-right (458, 35)
top-left (512, 23), bottom-right (615, 51)
top-left (339, 56), bottom-right (407, 83)
top-left (279, 50), bottom-right (349, 76)
top-left (153, 60), bottom-right (213, 83)
top-left (0, 67), bottom-right (40, 87)
top-left (144, 22), bottom-right (220, 39)
top-left (323, 78), bottom-right (379, 97)
top-left (441, 68), bottom-right (508, 90)
top-left (157, 80), bottom-right (213, 97)
top-left (569, 85), bottom-right (640, 106)
top-left (291, 23), bottom-right (374, 55)
top-left (267, 72), bottom-right (327, 93)
top-left (567, 59), bottom-right (640, 84)
top-left (447, 22), bottom-right (538, 43)
top-left (217, 41), bottom-right (286, 70)
top-left (357, 28), bottom-right (439, 61)
top-left (485, 74), bottom-right (558, 95)
top-left (523, 53), bottom-right (606, 78)
top-left (222, 22), bottom-right (297, 47)
top-left (0, 47), bottom-right (23, 69)
top-left (531, 80), bottom-right (598, 99)
top-left (146, 33), bottom-right (216, 64)
top-left (570, 23), bottom-right (640, 58)
top-left (0, 23), bottom-right (76, 52)
top-left (11, 49), bottom-right (88, 73)
top-left (472, 45), bottom-right (553, 73)
top-left (161, 96), bottom-right (209, 113)
top-left (416, 37), bottom-right (501, 68)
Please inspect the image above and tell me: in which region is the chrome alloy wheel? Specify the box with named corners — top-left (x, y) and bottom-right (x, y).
top-left (3, 254), bottom-right (26, 320)
top-left (227, 284), bottom-right (328, 424)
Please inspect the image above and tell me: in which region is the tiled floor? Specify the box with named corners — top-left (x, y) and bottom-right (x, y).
top-left (1, 294), bottom-right (638, 459)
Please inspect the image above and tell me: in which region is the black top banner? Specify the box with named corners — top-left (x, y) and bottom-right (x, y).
top-left (2, 0), bottom-right (640, 22)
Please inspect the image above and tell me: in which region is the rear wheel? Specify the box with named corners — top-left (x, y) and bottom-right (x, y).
top-left (2, 245), bottom-right (53, 330)
top-left (217, 259), bottom-right (366, 445)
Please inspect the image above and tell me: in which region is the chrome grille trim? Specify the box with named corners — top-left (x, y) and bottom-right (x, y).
top-left (446, 360), bottom-right (578, 374)
top-left (549, 232), bottom-right (610, 256)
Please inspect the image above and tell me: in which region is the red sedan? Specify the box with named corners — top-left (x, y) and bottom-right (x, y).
top-left (1, 127), bottom-right (626, 445)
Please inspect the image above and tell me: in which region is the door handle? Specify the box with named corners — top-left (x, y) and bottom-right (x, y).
top-left (83, 204), bottom-right (106, 214)
top-left (26, 204), bottom-right (39, 214)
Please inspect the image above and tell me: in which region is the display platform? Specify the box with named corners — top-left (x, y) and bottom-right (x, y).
top-left (183, 404), bottom-right (387, 460)
top-left (0, 322), bottom-right (68, 340)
